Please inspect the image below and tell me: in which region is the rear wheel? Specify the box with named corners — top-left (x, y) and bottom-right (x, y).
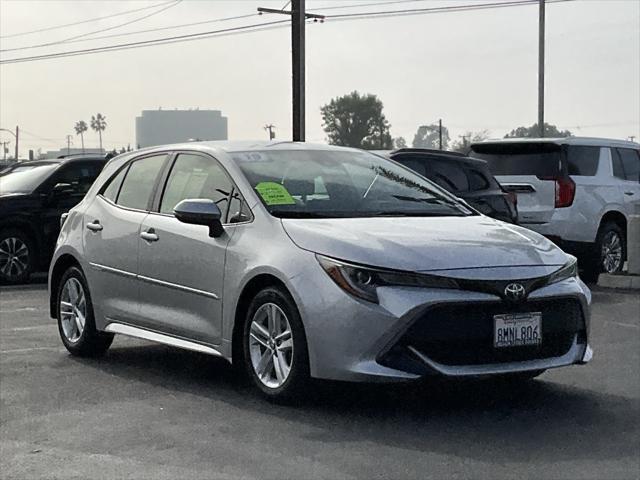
top-left (582, 222), bottom-right (625, 282)
top-left (57, 266), bottom-right (113, 357)
top-left (0, 228), bottom-right (35, 284)
top-left (242, 286), bottom-right (310, 402)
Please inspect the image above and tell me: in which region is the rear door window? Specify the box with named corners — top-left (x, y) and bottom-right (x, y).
top-left (470, 143), bottom-right (562, 177)
top-left (566, 146), bottom-right (600, 176)
top-left (116, 155), bottom-right (167, 210)
top-left (616, 148), bottom-right (640, 181)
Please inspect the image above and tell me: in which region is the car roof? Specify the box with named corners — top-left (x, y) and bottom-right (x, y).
top-left (471, 136), bottom-right (639, 149)
top-left (385, 148), bottom-right (490, 168)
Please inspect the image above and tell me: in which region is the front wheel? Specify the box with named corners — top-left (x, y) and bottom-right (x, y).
top-left (242, 286), bottom-right (310, 402)
top-left (57, 266), bottom-right (113, 357)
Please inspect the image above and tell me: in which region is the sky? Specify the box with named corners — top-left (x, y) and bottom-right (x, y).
top-left (0, 0), bottom-right (639, 157)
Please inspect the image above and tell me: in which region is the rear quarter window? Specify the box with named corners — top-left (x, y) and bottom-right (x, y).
top-left (566, 146), bottom-right (600, 176)
top-left (426, 160), bottom-right (469, 192)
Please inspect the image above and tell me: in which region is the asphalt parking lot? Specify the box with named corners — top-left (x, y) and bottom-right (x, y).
top-left (0, 280), bottom-right (638, 480)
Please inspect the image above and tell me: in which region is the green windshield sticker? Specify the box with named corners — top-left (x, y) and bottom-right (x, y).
top-left (255, 182), bottom-right (296, 206)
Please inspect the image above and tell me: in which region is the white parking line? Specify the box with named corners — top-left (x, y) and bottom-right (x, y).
top-left (0, 347), bottom-right (63, 354)
top-left (9, 325), bottom-right (53, 332)
top-left (605, 320), bottom-right (639, 329)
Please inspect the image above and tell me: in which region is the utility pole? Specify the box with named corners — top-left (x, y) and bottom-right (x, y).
top-left (438, 119), bottom-right (443, 150)
top-left (1, 141), bottom-right (9, 161)
top-left (538, 0), bottom-right (545, 137)
top-left (257, 1), bottom-right (324, 142)
top-left (0, 126), bottom-right (18, 161)
top-left (66, 135), bottom-right (73, 155)
top-left (264, 124), bottom-right (276, 140)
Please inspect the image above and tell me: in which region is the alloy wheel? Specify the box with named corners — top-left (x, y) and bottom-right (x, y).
top-left (60, 277), bottom-right (87, 343)
top-left (601, 231), bottom-right (623, 273)
top-left (0, 237), bottom-right (29, 279)
top-left (248, 303), bottom-right (294, 389)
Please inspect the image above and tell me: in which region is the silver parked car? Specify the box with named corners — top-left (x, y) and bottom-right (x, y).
top-left (49, 142), bottom-right (592, 400)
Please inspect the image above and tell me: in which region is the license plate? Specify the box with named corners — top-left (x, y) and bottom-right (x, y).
top-left (494, 312), bottom-right (542, 348)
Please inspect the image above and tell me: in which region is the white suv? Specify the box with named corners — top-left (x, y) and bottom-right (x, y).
top-left (470, 137), bottom-right (640, 282)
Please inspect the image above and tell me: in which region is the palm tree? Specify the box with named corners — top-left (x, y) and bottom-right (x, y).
top-left (74, 120), bottom-right (88, 153)
top-left (90, 113), bottom-right (107, 151)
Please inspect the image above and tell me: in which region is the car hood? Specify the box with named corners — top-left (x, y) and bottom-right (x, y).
top-left (281, 215), bottom-right (568, 272)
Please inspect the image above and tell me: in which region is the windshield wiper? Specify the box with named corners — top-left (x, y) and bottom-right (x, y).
top-left (271, 211), bottom-right (349, 219)
top-left (370, 210), bottom-right (462, 217)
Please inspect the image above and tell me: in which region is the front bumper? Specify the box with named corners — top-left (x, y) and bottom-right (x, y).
top-left (291, 263), bottom-right (592, 382)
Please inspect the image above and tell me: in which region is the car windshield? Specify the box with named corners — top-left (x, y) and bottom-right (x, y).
top-left (232, 149), bottom-right (473, 218)
top-left (0, 163), bottom-right (58, 194)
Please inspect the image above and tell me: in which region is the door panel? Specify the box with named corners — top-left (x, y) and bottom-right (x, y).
top-left (83, 195), bottom-right (146, 323)
top-left (137, 214), bottom-right (231, 344)
top-left (137, 152), bottom-right (236, 345)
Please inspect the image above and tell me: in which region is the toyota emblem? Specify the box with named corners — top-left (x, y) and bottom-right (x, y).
top-left (504, 283), bottom-right (526, 301)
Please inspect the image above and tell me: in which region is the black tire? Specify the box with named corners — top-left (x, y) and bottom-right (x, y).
top-left (582, 222), bottom-right (626, 283)
top-left (242, 286), bottom-right (310, 402)
top-left (57, 266), bottom-right (113, 357)
top-left (0, 228), bottom-right (36, 284)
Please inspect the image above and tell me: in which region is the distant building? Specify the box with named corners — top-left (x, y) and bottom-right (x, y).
top-left (41, 147), bottom-right (105, 159)
top-left (135, 108), bottom-right (228, 148)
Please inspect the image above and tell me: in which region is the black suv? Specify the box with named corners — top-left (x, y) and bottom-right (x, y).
top-left (0, 155), bottom-right (107, 283)
top-left (381, 148), bottom-right (518, 224)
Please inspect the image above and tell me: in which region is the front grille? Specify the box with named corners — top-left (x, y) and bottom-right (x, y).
top-left (387, 298), bottom-right (584, 368)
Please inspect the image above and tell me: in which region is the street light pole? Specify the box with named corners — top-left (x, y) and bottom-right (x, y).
top-left (538, 0), bottom-right (545, 138)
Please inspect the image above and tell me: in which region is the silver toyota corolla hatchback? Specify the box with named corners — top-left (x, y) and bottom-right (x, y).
top-left (49, 141), bottom-right (592, 400)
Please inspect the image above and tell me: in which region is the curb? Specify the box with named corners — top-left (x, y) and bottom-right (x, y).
top-left (597, 274), bottom-right (640, 291)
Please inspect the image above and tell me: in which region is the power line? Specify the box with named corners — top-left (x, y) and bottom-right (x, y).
top-left (312, 0), bottom-right (431, 11)
top-left (2, 1), bottom-right (424, 52)
top-left (2, 1), bottom-right (183, 54)
top-left (1, 11), bottom-right (257, 53)
top-left (0, 0), bottom-right (177, 39)
top-left (0, 0), bottom-right (576, 65)
top-left (324, 0), bottom-right (574, 20)
top-left (0, 20), bottom-right (292, 65)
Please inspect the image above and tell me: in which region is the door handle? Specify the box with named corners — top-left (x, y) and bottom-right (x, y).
top-left (140, 229), bottom-right (159, 242)
top-left (86, 220), bottom-right (103, 232)
top-left (624, 191), bottom-right (634, 196)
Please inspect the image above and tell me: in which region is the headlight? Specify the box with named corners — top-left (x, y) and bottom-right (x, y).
top-left (316, 255), bottom-right (459, 303)
top-left (548, 256), bottom-right (578, 284)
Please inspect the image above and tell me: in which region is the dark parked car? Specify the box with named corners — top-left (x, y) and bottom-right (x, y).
top-left (380, 148), bottom-right (518, 224)
top-left (0, 155), bottom-right (107, 283)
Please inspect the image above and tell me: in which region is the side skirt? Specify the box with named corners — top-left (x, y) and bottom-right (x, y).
top-left (104, 322), bottom-right (226, 359)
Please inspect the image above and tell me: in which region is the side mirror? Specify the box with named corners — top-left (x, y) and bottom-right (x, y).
top-left (174, 199), bottom-right (224, 238)
top-left (52, 183), bottom-right (74, 196)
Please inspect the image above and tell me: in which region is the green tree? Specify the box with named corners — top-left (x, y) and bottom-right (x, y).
top-left (412, 124), bottom-right (450, 150)
top-left (90, 113), bottom-right (107, 150)
top-left (320, 91), bottom-right (393, 149)
top-left (450, 129), bottom-right (491, 154)
top-left (394, 136), bottom-right (407, 149)
top-left (505, 122), bottom-right (571, 138)
top-left (74, 120), bottom-right (88, 153)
